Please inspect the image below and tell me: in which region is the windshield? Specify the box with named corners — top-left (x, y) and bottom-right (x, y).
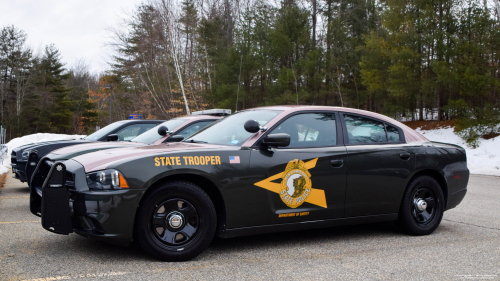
top-left (184, 110), bottom-right (282, 146)
top-left (84, 122), bottom-right (126, 140)
top-left (131, 119), bottom-right (188, 144)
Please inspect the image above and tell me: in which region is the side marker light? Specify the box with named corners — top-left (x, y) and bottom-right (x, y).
top-left (119, 174), bottom-right (129, 188)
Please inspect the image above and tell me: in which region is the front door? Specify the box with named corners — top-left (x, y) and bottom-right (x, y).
top-left (247, 112), bottom-right (347, 227)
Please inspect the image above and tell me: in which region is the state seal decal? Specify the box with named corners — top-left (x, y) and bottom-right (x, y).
top-left (254, 158), bottom-right (327, 209)
top-left (280, 159), bottom-right (312, 208)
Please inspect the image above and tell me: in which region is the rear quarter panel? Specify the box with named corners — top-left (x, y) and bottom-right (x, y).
top-left (414, 142), bottom-right (469, 210)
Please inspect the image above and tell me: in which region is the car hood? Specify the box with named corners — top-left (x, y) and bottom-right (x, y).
top-left (73, 142), bottom-right (227, 172)
top-left (47, 141), bottom-right (146, 161)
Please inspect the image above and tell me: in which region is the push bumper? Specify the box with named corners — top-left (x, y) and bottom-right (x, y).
top-left (32, 160), bottom-right (144, 245)
top-left (25, 151), bottom-right (39, 188)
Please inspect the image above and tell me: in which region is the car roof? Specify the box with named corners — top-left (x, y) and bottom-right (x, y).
top-left (118, 119), bottom-right (165, 123)
top-left (242, 105), bottom-right (428, 143)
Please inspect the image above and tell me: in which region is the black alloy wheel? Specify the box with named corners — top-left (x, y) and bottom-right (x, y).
top-left (151, 198), bottom-right (199, 246)
top-left (136, 180), bottom-right (217, 261)
top-left (397, 175), bottom-right (444, 236)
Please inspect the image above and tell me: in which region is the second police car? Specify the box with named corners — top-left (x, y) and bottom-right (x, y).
top-left (34, 106), bottom-right (469, 261)
top-left (28, 110), bottom-right (226, 189)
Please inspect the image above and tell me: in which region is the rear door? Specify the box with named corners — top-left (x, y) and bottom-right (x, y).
top-left (341, 113), bottom-right (415, 217)
top-left (246, 111), bottom-right (347, 227)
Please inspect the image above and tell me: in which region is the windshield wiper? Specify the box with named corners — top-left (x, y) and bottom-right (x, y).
top-left (187, 139), bottom-right (207, 143)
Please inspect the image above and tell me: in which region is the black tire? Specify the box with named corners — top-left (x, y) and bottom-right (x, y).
top-left (396, 175), bottom-right (445, 236)
top-left (135, 180), bottom-right (216, 261)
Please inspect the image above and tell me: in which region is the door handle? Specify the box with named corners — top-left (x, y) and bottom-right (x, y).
top-left (330, 159), bottom-right (344, 168)
top-left (399, 152), bottom-right (411, 160)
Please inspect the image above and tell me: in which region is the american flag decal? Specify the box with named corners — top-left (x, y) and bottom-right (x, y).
top-left (229, 156), bottom-right (240, 164)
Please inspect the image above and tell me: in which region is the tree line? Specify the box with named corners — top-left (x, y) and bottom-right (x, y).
top-left (1, 0), bottom-right (500, 144)
top-left (0, 26), bottom-right (100, 140)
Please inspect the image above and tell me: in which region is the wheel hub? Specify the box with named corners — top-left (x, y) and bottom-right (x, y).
top-left (415, 199), bottom-right (427, 211)
top-left (152, 198), bottom-right (200, 247)
top-left (166, 212), bottom-right (184, 229)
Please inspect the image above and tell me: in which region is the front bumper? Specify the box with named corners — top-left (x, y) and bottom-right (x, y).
top-left (11, 160), bottom-right (28, 182)
top-left (31, 159), bottom-right (144, 245)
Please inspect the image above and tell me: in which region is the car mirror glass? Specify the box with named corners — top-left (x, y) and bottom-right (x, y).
top-left (107, 134), bottom-right (119, 141)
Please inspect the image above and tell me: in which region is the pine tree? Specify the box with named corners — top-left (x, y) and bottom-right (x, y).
top-left (40, 44), bottom-right (73, 132)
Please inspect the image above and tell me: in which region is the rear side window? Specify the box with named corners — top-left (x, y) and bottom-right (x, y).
top-left (386, 125), bottom-right (400, 142)
top-left (344, 115), bottom-right (403, 144)
top-left (344, 115), bottom-right (387, 144)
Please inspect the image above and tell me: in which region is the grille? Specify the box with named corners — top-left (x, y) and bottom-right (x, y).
top-left (65, 172), bottom-right (74, 182)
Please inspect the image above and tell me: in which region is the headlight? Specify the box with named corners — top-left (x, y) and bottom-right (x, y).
top-left (22, 150), bottom-right (30, 160)
top-left (86, 169), bottom-right (129, 190)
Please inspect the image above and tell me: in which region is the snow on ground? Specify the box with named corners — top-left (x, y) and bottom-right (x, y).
top-left (0, 133), bottom-right (85, 174)
top-left (416, 127), bottom-right (500, 176)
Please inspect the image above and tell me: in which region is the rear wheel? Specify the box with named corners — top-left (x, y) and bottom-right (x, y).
top-left (397, 176), bottom-right (444, 236)
top-left (135, 180), bottom-right (216, 261)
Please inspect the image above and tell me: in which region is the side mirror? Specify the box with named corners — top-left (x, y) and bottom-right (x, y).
top-left (107, 134), bottom-right (119, 141)
top-left (262, 133), bottom-right (290, 147)
top-left (167, 135), bottom-right (184, 142)
top-left (158, 126), bottom-right (169, 136)
top-left (244, 120), bottom-right (260, 133)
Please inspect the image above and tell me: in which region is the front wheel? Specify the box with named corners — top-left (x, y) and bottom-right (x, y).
top-left (135, 180), bottom-right (217, 261)
top-left (397, 176), bottom-right (445, 236)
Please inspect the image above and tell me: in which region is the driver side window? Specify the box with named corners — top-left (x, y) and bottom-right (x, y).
top-left (114, 124), bottom-right (156, 141)
top-left (175, 121), bottom-right (214, 139)
top-left (268, 112), bottom-right (337, 147)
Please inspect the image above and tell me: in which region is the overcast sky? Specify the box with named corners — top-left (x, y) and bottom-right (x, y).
top-left (0, 0), bottom-right (143, 74)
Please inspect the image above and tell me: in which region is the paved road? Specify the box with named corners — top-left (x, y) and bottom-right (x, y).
top-left (1, 173), bottom-right (499, 281)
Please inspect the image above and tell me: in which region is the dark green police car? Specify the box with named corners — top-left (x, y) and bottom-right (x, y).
top-left (33, 106), bottom-right (469, 261)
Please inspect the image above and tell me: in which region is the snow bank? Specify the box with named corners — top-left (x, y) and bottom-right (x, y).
top-left (416, 127), bottom-right (500, 176)
top-left (0, 133), bottom-right (85, 175)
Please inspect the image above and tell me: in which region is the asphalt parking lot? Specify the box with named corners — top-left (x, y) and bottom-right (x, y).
top-left (1, 173), bottom-right (499, 281)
